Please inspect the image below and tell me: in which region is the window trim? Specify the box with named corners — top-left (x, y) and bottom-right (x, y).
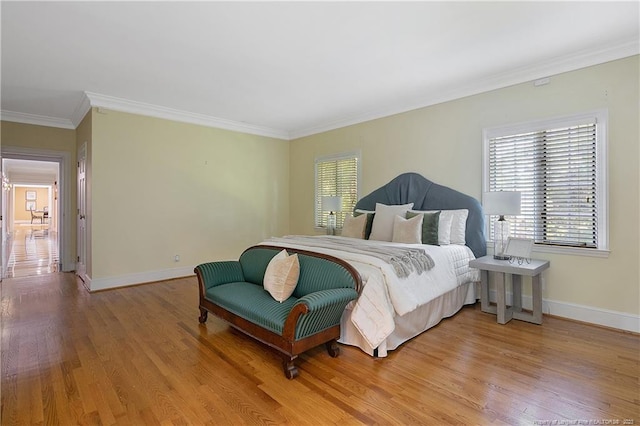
top-left (482, 110), bottom-right (609, 258)
top-left (314, 150), bottom-right (361, 231)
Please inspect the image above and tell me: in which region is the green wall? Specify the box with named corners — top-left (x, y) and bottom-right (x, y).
top-left (290, 56), bottom-right (640, 323)
top-left (89, 109), bottom-right (290, 288)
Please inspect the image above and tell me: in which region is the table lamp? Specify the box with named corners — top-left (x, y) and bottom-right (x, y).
top-left (483, 191), bottom-right (521, 260)
top-left (321, 196), bottom-right (342, 235)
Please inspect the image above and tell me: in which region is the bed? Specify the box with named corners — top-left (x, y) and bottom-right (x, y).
top-left (263, 172), bottom-right (486, 357)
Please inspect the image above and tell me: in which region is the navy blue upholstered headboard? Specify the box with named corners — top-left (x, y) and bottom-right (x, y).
top-left (354, 173), bottom-right (487, 258)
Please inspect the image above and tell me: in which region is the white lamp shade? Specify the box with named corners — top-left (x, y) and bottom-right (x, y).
top-left (483, 191), bottom-right (521, 216)
top-left (321, 196), bottom-right (342, 212)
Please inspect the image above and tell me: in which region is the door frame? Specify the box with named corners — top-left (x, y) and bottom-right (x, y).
top-left (1, 146), bottom-right (73, 272)
top-left (0, 157), bottom-right (4, 280)
top-left (76, 142), bottom-right (87, 282)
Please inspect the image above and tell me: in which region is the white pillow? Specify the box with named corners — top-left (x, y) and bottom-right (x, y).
top-left (341, 213), bottom-right (367, 239)
top-left (436, 213), bottom-right (453, 245)
top-left (409, 209), bottom-right (468, 245)
top-left (447, 209), bottom-right (469, 245)
top-left (264, 249), bottom-right (300, 302)
top-left (392, 214), bottom-right (423, 244)
top-left (369, 203), bottom-right (414, 241)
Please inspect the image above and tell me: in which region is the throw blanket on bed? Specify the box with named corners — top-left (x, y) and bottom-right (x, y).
top-left (267, 235), bottom-right (434, 278)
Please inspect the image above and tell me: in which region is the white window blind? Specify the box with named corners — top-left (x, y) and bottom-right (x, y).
top-left (315, 152), bottom-right (360, 229)
top-left (484, 111), bottom-right (608, 252)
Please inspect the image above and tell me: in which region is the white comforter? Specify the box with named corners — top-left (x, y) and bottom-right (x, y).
top-left (261, 236), bottom-right (479, 349)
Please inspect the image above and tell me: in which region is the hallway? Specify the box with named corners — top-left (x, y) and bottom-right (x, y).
top-left (3, 223), bottom-right (59, 278)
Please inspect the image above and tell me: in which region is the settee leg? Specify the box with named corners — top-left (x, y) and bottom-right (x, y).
top-left (283, 358), bottom-right (299, 380)
top-left (326, 339), bottom-right (340, 358)
top-left (198, 308), bottom-right (208, 324)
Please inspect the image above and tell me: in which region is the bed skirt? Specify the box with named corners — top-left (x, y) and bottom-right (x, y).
top-left (339, 281), bottom-right (478, 357)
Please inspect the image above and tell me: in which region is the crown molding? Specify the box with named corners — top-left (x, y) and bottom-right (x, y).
top-left (71, 93), bottom-right (92, 128)
top-left (288, 38), bottom-right (640, 140)
top-left (0, 110), bottom-right (75, 130)
top-left (84, 92), bottom-right (290, 140)
top-left (2, 38), bottom-right (637, 139)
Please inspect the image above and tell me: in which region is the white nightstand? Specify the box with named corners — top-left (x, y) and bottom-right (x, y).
top-left (469, 255), bottom-right (550, 325)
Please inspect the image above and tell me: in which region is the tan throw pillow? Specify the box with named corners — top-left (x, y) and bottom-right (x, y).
top-left (264, 249), bottom-right (300, 302)
top-left (392, 214), bottom-right (423, 244)
top-left (341, 213), bottom-right (368, 239)
top-left (369, 203), bottom-right (414, 241)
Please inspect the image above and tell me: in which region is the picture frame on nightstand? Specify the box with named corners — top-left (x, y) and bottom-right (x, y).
top-left (504, 237), bottom-right (533, 264)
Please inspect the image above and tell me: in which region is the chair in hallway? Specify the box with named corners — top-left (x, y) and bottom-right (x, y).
top-left (30, 209), bottom-right (43, 224)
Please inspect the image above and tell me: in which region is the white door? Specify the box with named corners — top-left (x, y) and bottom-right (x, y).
top-left (77, 143), bottom-right (87, 281)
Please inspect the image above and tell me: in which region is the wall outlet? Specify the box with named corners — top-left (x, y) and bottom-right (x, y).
top-left (174, 255), bottom-right (180, 262)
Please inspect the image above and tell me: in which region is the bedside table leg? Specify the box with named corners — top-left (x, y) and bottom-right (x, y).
top-left (512, 274), bottom-right (522, 313)
top-left (496, 272), bottom-right (512, 324)
top-left (531, 274), bottom-right (543, 324)
top-left (480, 270), bottom-right (490, 313)
top-left (480, 270), bottom-right (496, 315)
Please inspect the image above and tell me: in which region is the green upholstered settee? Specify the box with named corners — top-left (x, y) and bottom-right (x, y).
top-left (195, 245), bottom-right (362, 379)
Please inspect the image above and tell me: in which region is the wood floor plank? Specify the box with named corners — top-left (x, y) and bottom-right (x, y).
top-left (2, 272), bottom-right (638, 425)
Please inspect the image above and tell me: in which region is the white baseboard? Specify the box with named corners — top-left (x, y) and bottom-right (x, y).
top-left (87, 266), bottom-right (195, 292)
top-left (489, 289), bottom-right (639, 333)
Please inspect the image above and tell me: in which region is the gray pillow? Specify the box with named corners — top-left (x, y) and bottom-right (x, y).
top-left (354, 211), bottom-right (375, 240)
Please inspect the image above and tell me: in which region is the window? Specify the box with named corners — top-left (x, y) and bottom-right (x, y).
top-left (315, 152), bottom-right (360, 229)
top-left (483, 110), bottom-right (608, 255)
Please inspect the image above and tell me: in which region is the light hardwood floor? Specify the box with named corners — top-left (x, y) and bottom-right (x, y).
top-left (1, 272), bottom-right (638, 425)
top-left (3, 224), bottom-right (59, 279)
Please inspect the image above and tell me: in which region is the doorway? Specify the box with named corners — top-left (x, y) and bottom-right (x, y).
top-left (1, 158), bottom-right (62, 278)
top-left (0, 146), bottom-right (70, 277)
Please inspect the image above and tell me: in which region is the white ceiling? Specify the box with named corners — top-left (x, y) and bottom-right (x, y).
top-left (1, 1), bottom-right (638, 140)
